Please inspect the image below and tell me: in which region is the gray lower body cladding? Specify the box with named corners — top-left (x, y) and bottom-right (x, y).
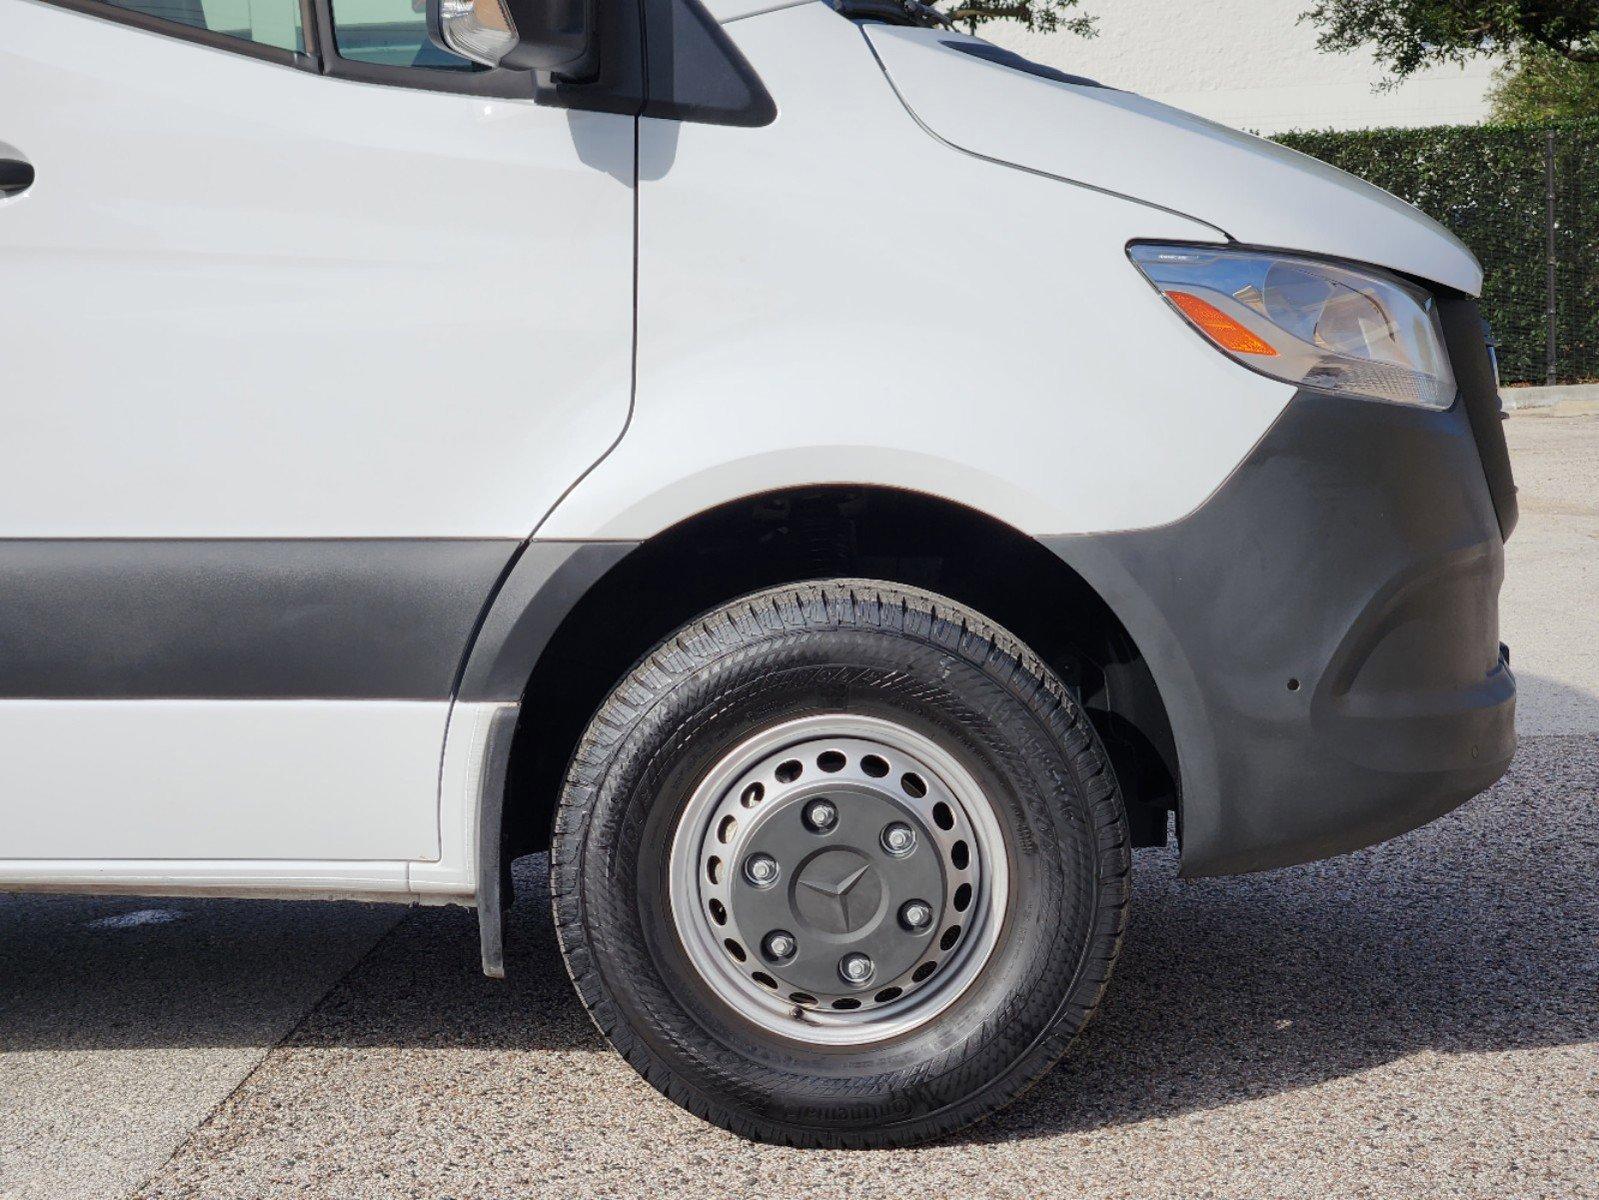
top-left (0, 538), bottom-right (519, 699)
top-left (1044, 387), bottom-right (1516, 876)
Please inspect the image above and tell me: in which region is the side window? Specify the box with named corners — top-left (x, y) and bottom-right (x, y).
top-left (330, 0), bottom-right (478, 70)
top-left (101, 0), bottom-right (305, 51)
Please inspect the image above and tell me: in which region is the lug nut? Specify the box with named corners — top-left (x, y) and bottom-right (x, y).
top-left (900, 900), bottom-right (934, 931)
top-left (803, 799), bottom-right (838, 832)
top-left (744, 853), bottom-right (779, 887)
top-left (763, 931), bottom-right (796, 961)
top-left (881, 822), bottom-right (917, 856)
top-left (839, 953), bottom-right (874, 985)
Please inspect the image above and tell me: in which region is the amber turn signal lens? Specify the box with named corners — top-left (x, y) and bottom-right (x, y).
top-left (1165, 291), bottom-right (1279, 357)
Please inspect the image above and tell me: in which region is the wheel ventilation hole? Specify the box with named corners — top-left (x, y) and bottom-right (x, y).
top-left (741, 782), bottom-right (764, 808)
top-left (931, 801), bottom-right (955, 831)
top-left (717, 815), bottom-right (737, 843)
top-left (861, 754), bottom-right (890, 778)
top-left (901, 772), bottom-right (928, 798)
top-left (708, 899), bottom-right (727, 925)
top-left (831, 998), bottom-right (861, 1010)
top-left (953, 882), bottom-right (972, 912)
top-left (775, 759), bottom-right (803, 783)
top-left (873, 986), bottom-right (903, 1004)
top-left (940, 925), bottom-right (962, 952)
top-left (951, 839), bottom-right (970, 870)
top-left (751, 971), bottom-right (778, 989)
top-left (724, 938), bottom-right (747, 962)
top-left (789, 991), bottom-right (818, 1006)
top-left (911, 961), bottom-right (938, 983)
top-left (706, 856), bottom-right (722, 885)
top-left (817, 750), bottom-right (847, 773)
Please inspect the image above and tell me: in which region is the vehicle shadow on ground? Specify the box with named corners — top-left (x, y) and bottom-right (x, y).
top-left (2, 736), bottom-right (1594, 1143)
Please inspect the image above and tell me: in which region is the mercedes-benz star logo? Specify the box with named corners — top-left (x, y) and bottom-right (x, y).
top-left (795, 853), bottom-right (881, 934)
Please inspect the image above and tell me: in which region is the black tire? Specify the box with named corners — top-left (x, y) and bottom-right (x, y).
top-left (550, 580), bottom-right (1129, 1147)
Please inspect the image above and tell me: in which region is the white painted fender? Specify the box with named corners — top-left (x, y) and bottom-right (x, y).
top-left (538, 2), bottom-right (1297, 542)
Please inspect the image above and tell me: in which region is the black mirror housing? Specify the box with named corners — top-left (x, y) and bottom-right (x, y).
top-left (428, 0), bottom-right (598, 79)
top-left (429, 0), bottom-right (776, 129)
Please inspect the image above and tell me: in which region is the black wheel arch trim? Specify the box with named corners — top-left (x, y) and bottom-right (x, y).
top-left (456, 540), bottom-right (641, 705)
top-left (456, 540), bottom-right (640, 974)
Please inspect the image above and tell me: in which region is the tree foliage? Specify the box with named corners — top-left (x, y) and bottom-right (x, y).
top-left (1489, 47), bottom-right (1599, 122)
top-left (1301, 1), bottom-right (1599, 82)
top-left (938, 0), bottom-right (1096, 37)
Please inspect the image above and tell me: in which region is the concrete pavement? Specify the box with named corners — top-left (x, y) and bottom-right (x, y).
top-left (137, 750), bottom-right (1599, 1200)
top-left (1496, 408), bottom-right (1599, 735)
top-left (0, 897), bottom-right (402, 1200)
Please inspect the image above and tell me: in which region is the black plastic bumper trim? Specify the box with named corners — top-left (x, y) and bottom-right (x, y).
top-left (1043, 389), bottom-right (1516, 876)
top-left (1438, 296), bottom-right (1518, 541)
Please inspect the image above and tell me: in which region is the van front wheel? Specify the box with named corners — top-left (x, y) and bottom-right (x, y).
top-left (550, 580), bottom-right (1129, 1147)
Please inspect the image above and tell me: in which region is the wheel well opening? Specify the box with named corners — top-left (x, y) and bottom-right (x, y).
top-left (502, 487), bottom-right (1178, 866)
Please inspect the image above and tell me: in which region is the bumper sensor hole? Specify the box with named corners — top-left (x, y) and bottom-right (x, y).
top-left (1287, 677), bottom-right (1302, 692)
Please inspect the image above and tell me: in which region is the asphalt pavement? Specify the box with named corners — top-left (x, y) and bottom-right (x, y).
top-left (2, 412), bottom-right (1596, 1200)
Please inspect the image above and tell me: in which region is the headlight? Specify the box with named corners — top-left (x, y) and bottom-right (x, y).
top-left (1128, 244), bottom-right (1456, 409)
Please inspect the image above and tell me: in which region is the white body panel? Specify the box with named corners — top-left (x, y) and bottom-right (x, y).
top-left (0, 0), bottom-right (634, 539)
top-left (539, 2), bottom-right (1295, 542)
top-left (863, 25), bottom-right (1483, 297)
top-left (408, 700), bottom-right (515, 898)
top-left (0, 699), bottom-right (516, 900)
top-left (0, 701), bottom-right (447, 861)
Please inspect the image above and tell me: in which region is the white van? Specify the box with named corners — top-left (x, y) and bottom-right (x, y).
top-left (1, 0), bottom-right (1517, 1146)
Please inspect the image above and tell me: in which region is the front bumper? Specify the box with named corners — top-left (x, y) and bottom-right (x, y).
top-left (1044, 356), bottom-right (1516, 875)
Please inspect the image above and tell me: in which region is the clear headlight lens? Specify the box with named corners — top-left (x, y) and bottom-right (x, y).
top-left (1129, 244), bottom-right (1456, 409)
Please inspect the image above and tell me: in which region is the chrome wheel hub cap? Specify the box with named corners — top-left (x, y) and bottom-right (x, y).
top-left (668, 714), bottom-right (1010, 1045)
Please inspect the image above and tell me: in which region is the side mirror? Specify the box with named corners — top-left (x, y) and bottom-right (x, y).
top-left (427, 0), bottom-right (596, 76)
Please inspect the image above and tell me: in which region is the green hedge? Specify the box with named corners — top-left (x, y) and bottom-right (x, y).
top-left (1275, 120), bottom-right (1599, 385)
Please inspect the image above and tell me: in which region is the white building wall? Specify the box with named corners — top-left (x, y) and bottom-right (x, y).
top-left (984, 0), bottom-right (1503, 134)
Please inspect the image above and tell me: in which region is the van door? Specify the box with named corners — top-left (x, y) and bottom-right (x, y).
top-left (0, 0), bottom-right (634, 869)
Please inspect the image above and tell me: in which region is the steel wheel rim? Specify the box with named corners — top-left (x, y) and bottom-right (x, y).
top-left (667, 713), bottom-right (1011, 1046)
